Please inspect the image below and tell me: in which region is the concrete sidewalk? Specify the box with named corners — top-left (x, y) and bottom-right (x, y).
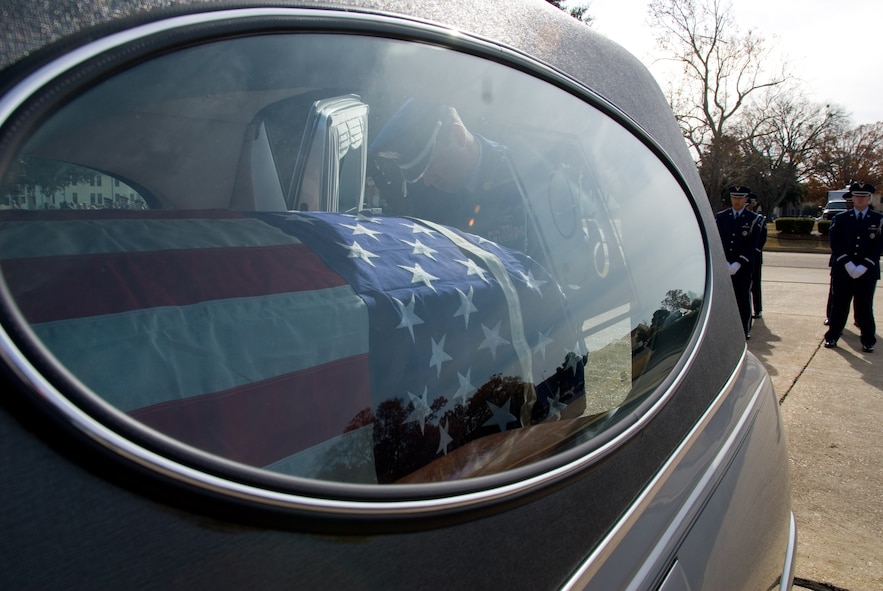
top-left (749, 252), bottom-right (882, 591)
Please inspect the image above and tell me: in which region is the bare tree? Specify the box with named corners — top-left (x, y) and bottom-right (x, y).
top-left (546, 0), bottom-right (594, 25)
top-left (736, 90), bottom-right (847, 214)
top-left (648, 0), bottom-right (788, 209)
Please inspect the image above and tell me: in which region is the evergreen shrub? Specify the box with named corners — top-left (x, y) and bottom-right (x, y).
top-left (774, 217), bottom-right (815, 235)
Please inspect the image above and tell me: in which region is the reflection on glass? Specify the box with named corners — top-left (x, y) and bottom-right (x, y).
top-left (0, 33), bottom-right (704, 485)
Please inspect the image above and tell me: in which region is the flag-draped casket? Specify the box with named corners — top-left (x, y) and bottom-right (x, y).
top-left (0, 209), bottom-right (586, 483)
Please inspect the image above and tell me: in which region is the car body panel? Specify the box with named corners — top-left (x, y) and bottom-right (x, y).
top-left (0, 1), bottom-right (794, 589)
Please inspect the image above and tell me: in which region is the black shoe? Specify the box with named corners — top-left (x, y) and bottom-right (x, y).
top-left (862, 345), bottom-right (875, 353)
top-left (823, 318), bottom-right (830, 326)
top-left (745, 333), bottom-right (751, 340)
top-left (752, 312), bottom-right (762, 319)
top-left (824, 339), bottom-right (837, 348)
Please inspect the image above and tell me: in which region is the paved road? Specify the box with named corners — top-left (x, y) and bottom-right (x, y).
top-left (752, 252), bottom-right (882, 591)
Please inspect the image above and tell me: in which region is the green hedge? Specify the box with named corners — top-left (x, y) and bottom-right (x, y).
top-left (817, 220), bottom-right (831, 236)
top-left (774, 217), bottom-right (816, 235)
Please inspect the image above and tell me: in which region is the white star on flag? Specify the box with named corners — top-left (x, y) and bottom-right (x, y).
top-left (398, 262), bottom-right (440, 291)
top-left (341, 222), bottom-right (382, 240)
top-left (533, 328), bottom-right (555, 360)
top-left (393, 294), bottom-right (424, 342)
top-left (565, 352), bottom-right (582, 377)
top-left (454, 286), bottom-right (478, 328)
top-left (354, 212), bottom-right (383, 223)
top-left (479, 321), bottom-right (510, 359)
top-left (437, 420), bottom-right (453, 455)
top-left (405, 388), bottom-right (432, 434)
top-left (401, 221), bottom-right (437, 237)
top-left (455, 257), bottom-right (490, 283)
top-left (453, 368), bottom-right (476, 404)
top-left (339, 241), bottom-right (379, 266)
top-left (429, 334), bottom-right (453, 377)
top-left (402, 238), bottom-right (439, 261)
top-left (483, 398), bottom-right (516, 431)
top-left (547, 390), bottom-right (567, 420)
top-left (519, 269), bottom-right (547, 295)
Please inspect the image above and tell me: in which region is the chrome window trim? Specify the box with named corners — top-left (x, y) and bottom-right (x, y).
top-left (0, 7), bottom-right (713, 515)
top-left (560, 346), bottom-right (760, 590)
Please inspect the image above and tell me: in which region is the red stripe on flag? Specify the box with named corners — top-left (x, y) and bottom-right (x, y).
top-left (2, 243), bottom-right (349, 323)
top-left (130, 353), bottom-right (373, 468)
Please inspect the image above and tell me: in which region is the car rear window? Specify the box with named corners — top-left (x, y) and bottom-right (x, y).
top-left (0, 31), bottom-right (706, 487)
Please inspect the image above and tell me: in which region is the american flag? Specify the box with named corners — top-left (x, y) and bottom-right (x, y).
top-left (0, 209), bottom-right (585, 483)
top-left (255, 211), bottom-right (586, 482)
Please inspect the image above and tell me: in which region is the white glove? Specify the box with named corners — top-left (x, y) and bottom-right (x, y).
top-left (845, 262), bottom-right (858, 278)
top-left (728, 262), bottom-right (741, 276)
top-left (854, 264), bottom-right (868, 279)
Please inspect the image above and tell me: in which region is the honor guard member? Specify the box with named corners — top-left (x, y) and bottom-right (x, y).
top-left (369, 98), bottom-right (529, 253)
top-left (716, 185), bottom-right (763, 339)
top-left (825, 191), bottom-right (853, 325)
top-left (747, 193), bottom-right (767, 318)
top-left (824, 181), bottom-right (883, 352)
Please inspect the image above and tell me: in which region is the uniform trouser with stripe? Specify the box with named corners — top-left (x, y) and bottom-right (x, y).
top-left (731, 266), bottom-right (753, 336)
top-left (825, 269), bottom-right (878, 347)
top-left (751, 258), bottom-right (762, 315)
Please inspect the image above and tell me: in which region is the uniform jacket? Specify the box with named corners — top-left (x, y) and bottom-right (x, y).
top-left (754, 214), bottom-right (767, 264)
top-left (410, 135), bottom-right (529, 253)
top-left (461, 135), bottom-right (528, 252)
top-left (829, 208), bottom-right (883, 280)
top-left (715, 207), bottom-right (763, 268)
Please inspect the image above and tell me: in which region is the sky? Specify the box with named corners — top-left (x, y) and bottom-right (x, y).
top-left (580, 0), bottom-right (883, 126)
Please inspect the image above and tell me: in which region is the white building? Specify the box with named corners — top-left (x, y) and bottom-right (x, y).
top-left (2, 171), bottom-right (146, 209)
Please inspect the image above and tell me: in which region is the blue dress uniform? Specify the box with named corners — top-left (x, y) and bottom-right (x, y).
top-left (824, 182), bottom-right (883, 352)
top-left (716, 186), bottom-right (763, 339)
top-left (369, 98), bottom-right (529, 253)
top-left (825, 192), bottom-right (853, 325)
top-left (408, 135), bottom-right (527, 252)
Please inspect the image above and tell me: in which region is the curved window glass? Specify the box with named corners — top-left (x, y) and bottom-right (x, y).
top-left (0, 31), bottom-right (705, 486)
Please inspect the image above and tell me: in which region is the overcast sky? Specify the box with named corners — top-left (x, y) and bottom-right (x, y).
top-left (581, 0), bottom-right (883, 126)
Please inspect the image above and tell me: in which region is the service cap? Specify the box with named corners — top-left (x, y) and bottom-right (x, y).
top-left (727, 185), bottom-right (751, 197)
top-left (369, 98), bottom-right (446, 182)
top-left (849, 181), bottom-right (875, 196)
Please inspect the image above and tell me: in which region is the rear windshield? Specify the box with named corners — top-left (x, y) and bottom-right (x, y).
top-left (0, 33), bottom-right (706, 486)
